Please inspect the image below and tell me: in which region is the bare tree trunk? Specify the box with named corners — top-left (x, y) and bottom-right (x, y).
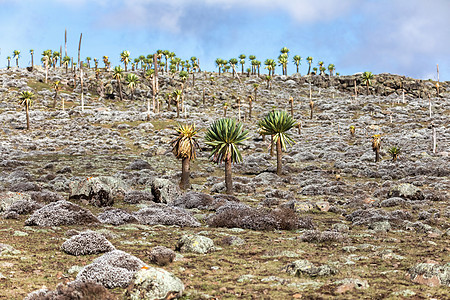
top-left (78, 33), bottom-right (82, 67)
top-left (276, 138), bottom-right (282, 175)
top-left (176, 96), bottom-right (180, 118)
top-left (428, 94), bottom-right (432, 118)
top-left (309, 81), bottom-right (312, 99)
top-left (53, 91), bottom-right (58, 108)
top-left (26, 104), bottom-right (30, 130)
top-left (80, 64), bottom-right (84, 111)
top-left (180, 157), bottom-right (190, 190)
top-left (225, 156), bottom-right (233, 195)
top-left (60, 45), bottom-right (62, 67)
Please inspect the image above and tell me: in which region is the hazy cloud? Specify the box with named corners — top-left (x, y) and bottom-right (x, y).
top-left (0, 0), bottom-right (449, 79)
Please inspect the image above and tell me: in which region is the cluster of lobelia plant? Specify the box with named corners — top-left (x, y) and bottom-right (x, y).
top-left (171, 111), bottom-right (296, 195)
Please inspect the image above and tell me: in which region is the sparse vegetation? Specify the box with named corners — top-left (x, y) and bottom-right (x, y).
top-left (0, 46), bottom-right (448, 300)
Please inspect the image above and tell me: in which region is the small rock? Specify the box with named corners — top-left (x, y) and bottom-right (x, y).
top-left (176, 234), bottom-right (215, 254)
top-left (368, 221), bottom-right (391, 232)
top-left (285, 259), bottom-right (338, 277)
top-left (125, 267), bottom-right (184, 300)
top-left (406, 262), bottom-right (450, 287)
top-left (315, 201), bottom-right (330, 212)
top-left (388, 183), bottom-right (424, 200)
top-left (149, 246), bottom-right (176, 266)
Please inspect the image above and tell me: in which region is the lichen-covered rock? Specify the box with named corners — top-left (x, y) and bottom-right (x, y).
top-left (25, 200), bottom-right (99, 226)
top-left (388, 183), bottom-right (424, 200)
top-left (151, 178), bottom-right (181, 204)
top-left (61, 230), bottom-right (115, 256)
top-left (125, 267), bottom-right (184, 300)
top-left (220, 235), bottom-right (246, 246)
top-left (176, 234), bottom-right (215, 254)
top-left (368, 220), bottom-right (391, 232)
top-left (97, 208), bottom-right (138, 225)
top-left (406, 262), bottom-right (450, 287)
top-left (149, 246), bottom-right (176, 266)
top-left (3, 199), bottom-right (43, 215)
top-left (75, 250), bottom-right (146, 289)
top-left (0, 191), bottom-right (31, 211)
top-left (134, 203), bottom-right (200, 227)
top-left (69, 176), bottom-right (130, 207)
top-left (285, 259), bottom-right (338, 277)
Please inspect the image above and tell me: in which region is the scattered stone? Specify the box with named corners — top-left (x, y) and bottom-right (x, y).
top-left (406, 262), bottom-right (450, 287)
top-left (315, 201), bottom-right (330, 212)
top-left (151, 178), bottom-right (182, 204)
top-left (0, 192), bottom-right (31, 211)
top-left (220, 235), bottom-right (245, 247)
top-left (332, 223), bottom-right (350, 233)
top-left (3, 199), bottom-right (43, 215)
top-left (388, 183), bottom-right (424, 200)
top-left (334, 278), bottom-right (369, 294)
top-left (176, 234), bottom-right (215, 254)
top-left (124, 267), bottom-right (184, 300)
top-left (237, 274), bottom-right (255, 283)
top-left (368, 221), bottom-right (391, 232)
top-left (285, 259), bottom-right (338, 277)
top-left (69, 176), bottom-right (129, 207)
top-left (391, 289), bottom-right (416, 297)
top-left (149, 246), bottom-right (176, 266)
top-left (14, 230), bottom-right (28, 237)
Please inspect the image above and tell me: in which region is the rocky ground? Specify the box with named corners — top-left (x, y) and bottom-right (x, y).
top-left (0, 66), bottom-right (449, 299)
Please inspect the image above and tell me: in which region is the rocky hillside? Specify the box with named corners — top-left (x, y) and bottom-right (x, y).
top-left (0, 66), bottom-right (449, 299)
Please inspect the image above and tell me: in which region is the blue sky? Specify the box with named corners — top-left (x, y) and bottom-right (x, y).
top-left (0, 0), bottom-right (449, 80)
